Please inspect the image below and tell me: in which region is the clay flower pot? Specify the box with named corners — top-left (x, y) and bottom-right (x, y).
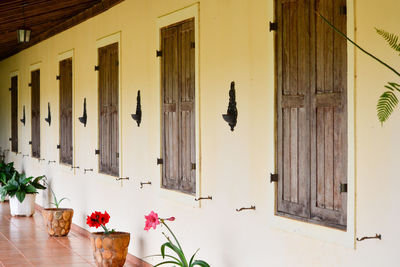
top-left (42, 208), bottom-right (74, 236)
top-left (90, 232), bottom-right (130, 267)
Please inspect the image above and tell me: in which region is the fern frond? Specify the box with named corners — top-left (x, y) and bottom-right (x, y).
top-left (377, 89), bottom-right (399, 124)
top-left (375, 28), bottom-right (400, 54)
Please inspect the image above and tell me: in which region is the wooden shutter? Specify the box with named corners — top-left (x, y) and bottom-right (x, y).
top-left (31, 70), bottom-right (40, 158)
top-left (11, 76), bottom-right (18, 153)
top-left (310, 0), bottom-right (347, 226)
top-left (161, 18), bottom-right (196, 194)
top-left (59, 58), bottom-right (73, 165)
top-left (276, 0), bottom-right (347, 228)
top-left (98, 42), bottom-right (119, 177)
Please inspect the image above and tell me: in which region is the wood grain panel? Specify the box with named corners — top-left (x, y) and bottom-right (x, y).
top-left (31, 70), bottom-right (40, 158)
top-left (11, 76), bottom-right (18, 153)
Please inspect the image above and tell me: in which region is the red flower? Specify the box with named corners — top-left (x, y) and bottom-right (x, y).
top-left (86, 211), bottom-right (110, 229)
top-left (166, 217), bottom-right (175, 221)
top-left (144, 211), bottom-right (160, 231)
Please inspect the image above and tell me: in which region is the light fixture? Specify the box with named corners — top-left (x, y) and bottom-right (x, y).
top-left (17, 29), bottom-right (31, 43)
top-left (17, 1), bottom-right (31, 43)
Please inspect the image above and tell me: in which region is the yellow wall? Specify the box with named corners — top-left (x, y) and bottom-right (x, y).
top-left (0, 0), bottom-right (399, 266)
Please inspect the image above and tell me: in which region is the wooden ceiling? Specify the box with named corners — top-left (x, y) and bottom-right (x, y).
top-left (0, 0), bottom-right (124, 61)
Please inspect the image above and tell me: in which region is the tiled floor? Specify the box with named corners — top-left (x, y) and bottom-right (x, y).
top-left (0, 202), bottom-right (141, 267)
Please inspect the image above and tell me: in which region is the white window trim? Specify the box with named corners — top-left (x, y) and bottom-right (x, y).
top-left (95, 32), bottom-right (123, 180)
top-left (57, 49), bottom-right (76, 173)
top-left (156, 3), bottom-right (201, 207)
top-left (269, 0), bottom-right (356, 248)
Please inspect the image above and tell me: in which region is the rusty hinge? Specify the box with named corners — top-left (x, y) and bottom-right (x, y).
top-left (95, 149), bottom-right (100, 155)
top-left (340, 6), bottom-right (347, 15)
top-left (269, 21), bottom-right (277, 32)
top-left (191, 163), bottom-right (196, 170)
top-left (56, 75), bottom-right (60, 80)
top-left (56, 144), bottom-right (60, 149)
top-left (94, 65), bottom-right (100, 71)
top-left (116, 152), bottom-right (119, 158)
top-left (157, 158), bottom-right (163, 165)
top-left (191, 42), bottom-right (195, 49)
top-left (270, 173), bottom-right (278, 183)
top-left (340, 183), bottom-right (348, 193)
top-left (156, 50), bottom-right (162, 57)
top-left (28, 83), bottom-right (32, 87)
top-left (29, 141), bottom-right (32, 145)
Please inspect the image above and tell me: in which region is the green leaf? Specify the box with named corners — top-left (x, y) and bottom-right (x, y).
top-left (189, 249), bottom-right (200, 266)
top-left (25, 185), bottom-right (37, 194)
top-left (191, 260), bottom-right (210, 267)
top-left (154, 261), bottom-right (183, 267)
top-left (162, 242), bottom-right (188, 267)
top-left (376, 28), bottom-right (400, 54)
top-left (16, 191), bottom-right (26, 203)
top-left (377, 89), bottom-right (399, 123)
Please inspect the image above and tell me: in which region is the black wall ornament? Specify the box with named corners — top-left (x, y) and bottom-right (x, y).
top-left (222, 81), bottom-right (238, 131)
top-left (78, 98), bottom-right (87, 127)
top-left (20, 106), bottom-right (26, 125)
top-left (131, 90), bottom-right (142, 127)
top-left (44, 102), bottom-right (51, 126)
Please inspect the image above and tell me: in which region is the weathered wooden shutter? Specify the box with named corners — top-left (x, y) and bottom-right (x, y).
top-left (31, 70), bottom-right (40, 158)
top-left (161, 18), bottom-right (196, 194)
top-left (59, 58), bottom-right (73, 165)
top-left (98, 42), bottom-right (119, 177)
top-left (310, 0), bottom-right (347, 226)
top-left (276, 0), bottom-right (347, 228)
top-left (11, 76), bottom-right (18, 153)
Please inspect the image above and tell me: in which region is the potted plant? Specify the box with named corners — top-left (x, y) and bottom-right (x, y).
top-left (87, 211), bottom-right (130, 267)
top-left (0, 161), bottom-right (17, 201)
top-left (41, 181), bottom-right (73, 236)
top-left (144, 211), bottom-right (210, 267)
top-left (0, 172), bottom-right (46, 216)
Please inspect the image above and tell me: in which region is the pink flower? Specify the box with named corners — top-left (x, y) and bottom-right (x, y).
top-left (144, 211), bottom-right (160, 231)
top-left (166, 217), bottom-right (175, 221)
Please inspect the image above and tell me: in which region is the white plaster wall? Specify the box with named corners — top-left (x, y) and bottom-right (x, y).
top-left (0, 0), bottom-right (399, 266)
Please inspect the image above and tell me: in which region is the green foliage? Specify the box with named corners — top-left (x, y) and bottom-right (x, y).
top-left (377, 82), bottom-right (400, 123)
top-left (150, 220), bottom-right (210, 267)
top-left (0, 172), bottom-right (46, 202)
top-left (375, 28), bottom-right (400, 54)
top-left (318, 13), bottom-right (400, 124)
top-left (0, 161), bottom-right (17, 186)
top-left (44, 180), bottom-right (69, 208)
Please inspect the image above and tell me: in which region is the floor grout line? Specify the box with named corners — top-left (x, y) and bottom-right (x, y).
top-left (0, 231), bottom-right (34, 266)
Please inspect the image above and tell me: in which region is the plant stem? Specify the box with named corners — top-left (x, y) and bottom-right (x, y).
top-left (161, 220), bottom-right (183, 251)
top-left (101, 224), bottom-right (109, 234)
top-left (317, 12), bottom-right (400, 78)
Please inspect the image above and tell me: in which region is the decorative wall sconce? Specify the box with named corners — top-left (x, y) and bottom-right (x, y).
top-left (222, 81), bottom-right (238, 131)
top-left (78, 98), bottom-right (87, 127)
top-left (20, 106), bottom-right (26, 125)
top-left (131, 90), bottom-right (142, 127)
top-left (44, 102), bottom-right (51, 126)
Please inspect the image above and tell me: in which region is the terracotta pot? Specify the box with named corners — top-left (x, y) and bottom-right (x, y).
top-left (90, 232), bottom-right (130, 267)
top-left (42, 208), bottom-right (74, 236)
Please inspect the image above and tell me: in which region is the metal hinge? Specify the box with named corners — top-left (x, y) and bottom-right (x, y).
top-left (340, 6), bottom-right (347, 15)
top-left (94, 65), bottom-right (100, 71)
top-left (157, 158), bottom-right (163, 165)
top-left (56, 75), bottom-right (60, 80)
top-left (191, 42), bottom-right (195, 49)
top-left (28, 83), bottom-right (32, 87)
top-left (29, 141), bottom-right (32, 145)
top-left (9, 88), bottom-right (12, 91)
top-left (269, 22), bottom-right (277, 32)
top-left (156, 50), bottom-right (162, 57)
top-left (340, 183), bottom-right (348, 193)
top-left (95, 149), bottom-right (100, 155)
top-left (116, 61), bottom-right (119, 66)
top-left (57, 144), bottom-right (60, 149)
top-left (191, 163), bottom-right (196, 170)
top-left (270, 173), bottom-right (278, 183)
top-left (9, 138), bottom-right (12, 141)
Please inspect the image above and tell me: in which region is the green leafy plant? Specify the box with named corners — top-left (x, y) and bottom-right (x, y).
top-left (44, 180), bottom-right (69, 208)
top-left (0, 172), bottom-right (46, 202)
top-left (145, 211), bottom-right (210, 267)
top-left (318, 13), bottom-right (400, 124)
top-left (0, 161), bottom-right (17, 186)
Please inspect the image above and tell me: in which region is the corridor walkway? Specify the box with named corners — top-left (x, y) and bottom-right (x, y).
top-left (0, 202), bottom-right (143, 267)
